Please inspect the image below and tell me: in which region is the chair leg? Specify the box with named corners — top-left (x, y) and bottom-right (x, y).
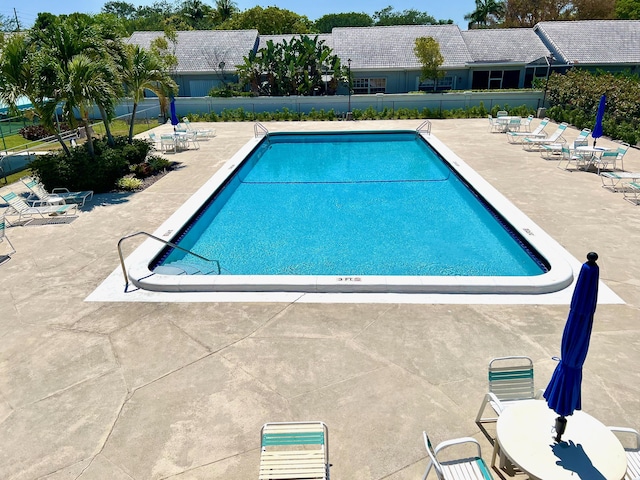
top-left (422, 460), bottom-right (433, 480)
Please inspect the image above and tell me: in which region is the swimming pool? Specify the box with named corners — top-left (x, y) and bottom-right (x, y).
top-left (125, 129), bottom-right (573, 293)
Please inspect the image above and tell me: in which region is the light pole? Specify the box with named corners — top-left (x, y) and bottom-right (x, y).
top-left (347, 58), bottom-right (352, 120)
top-left (218, 61), bottom-right (226, 86)
top-left (322, 64), bottom-right (328, 95)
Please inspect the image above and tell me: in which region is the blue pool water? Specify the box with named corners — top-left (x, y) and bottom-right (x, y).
top-left (156, 132), bottom-right (547, 277)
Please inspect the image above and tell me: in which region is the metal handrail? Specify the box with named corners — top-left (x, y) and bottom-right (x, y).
top-left (254, 122), bottom-right (269, 138)
top-left (117, 231), bottom-right (219, 291)
top-left (416, 120), bottom-right (431, 135)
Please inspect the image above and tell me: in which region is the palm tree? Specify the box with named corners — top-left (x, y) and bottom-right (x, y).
top-left (0, 34), bottom-right (71, 156)
top-left (215, 0), bottom-right (238, 23)
top-left (59, 54), bottom-right (119, 158)
top-left (464, 0), bottom-right (505, 28)
top-left (121, 44), bottom-right (177, 143)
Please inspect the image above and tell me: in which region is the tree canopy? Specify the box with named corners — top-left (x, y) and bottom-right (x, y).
top-left (314, 12), bottom-right (373, 33)
top-left (413, 37), bottom-right (445, 91)
top-left (218, 6), bottom-right (313, 34)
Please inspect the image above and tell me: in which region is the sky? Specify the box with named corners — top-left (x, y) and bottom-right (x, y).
top-left (3, 0), bottom-right (476, 31)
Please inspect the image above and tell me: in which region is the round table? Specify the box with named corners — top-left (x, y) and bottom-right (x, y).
top-left (496, 400), bottom-right (627, 480)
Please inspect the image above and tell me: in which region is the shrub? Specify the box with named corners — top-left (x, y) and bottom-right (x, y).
top-left (30, 135), bottom-right (138, 193)
top-left (146, 155), bottom-right (172, 172)
top-left (19, 125), bottom-right (50, 140)
top-left (116, 177), bottom-right (143, 191)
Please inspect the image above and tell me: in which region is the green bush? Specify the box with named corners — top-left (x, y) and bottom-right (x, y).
top-left (29, 135), bottom-right (147, 193)
top-left (545, 69), bottom-right (639, 145)
top-left (116, 177), bottom-right (143, 191)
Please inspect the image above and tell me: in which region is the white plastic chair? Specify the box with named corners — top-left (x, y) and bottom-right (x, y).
top-left (422, 432), bottom-right (493, 480)
top-left (160, 134), bottom-right (176, 153)
top-left (609, 427), bottom-right (640, 480)
top-left (476, 356), bottom-right (542, 424)
top-left (0, 215), bottom-right (16, 261)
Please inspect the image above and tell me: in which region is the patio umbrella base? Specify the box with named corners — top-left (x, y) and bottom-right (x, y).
top-left (554, 415), bottom-right (567, 443)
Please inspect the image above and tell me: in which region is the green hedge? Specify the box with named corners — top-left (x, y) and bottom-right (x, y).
top-left (544, 69), bottom-right (640, 145)
top-left (185, 103), bottom-right (535, 123)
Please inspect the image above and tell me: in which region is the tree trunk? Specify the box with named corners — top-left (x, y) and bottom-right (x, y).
top-left (128, 102), bottom-right (139, 144)
top-left (55, 133), bottom-right (72, 157)
top-left (82, 117), bottom-right (96, 159)
top-left (99, 105), bottom-right (115, 147)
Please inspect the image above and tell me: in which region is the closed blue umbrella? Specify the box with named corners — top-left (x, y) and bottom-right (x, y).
top-left (544, 252), bottom-right (599, 442)
top-left (170, 97), bottom-right (179, 126)
top-left (592, 94), bottom-right (606, 147)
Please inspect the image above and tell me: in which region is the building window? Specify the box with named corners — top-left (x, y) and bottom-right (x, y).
top-left (472, 70), bottom-right (520, 90)
top-left (418, 76), bottom-right (454, 91)
top-left (352, 78), bottom-right (386, 94)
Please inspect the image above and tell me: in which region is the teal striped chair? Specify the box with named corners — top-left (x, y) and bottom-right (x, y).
top-left (609, 427), bottom-right (640, 480)
top-left (0, 215), bottom-right (16, 262)
top-left (476, 356), bottom-right (542, 424)
top-left (259, 421), bottom-right (329, 480)
top-left (422, 432), bottom-right (493, 480)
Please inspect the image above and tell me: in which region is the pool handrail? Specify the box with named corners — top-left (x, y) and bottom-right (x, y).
top-left (254, 122), bottom-right (269, 138)
top-left (417, 120), bottom-right (431, 135)
top-left (117, 231), bottom-right (219, 292)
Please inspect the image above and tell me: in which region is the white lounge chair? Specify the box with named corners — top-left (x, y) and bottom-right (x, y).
top-left (608, 427), bottom-right (640, 480)
top-left (21, 176), bottom-right (93, 207)
top-left (507, 118), bottom-right (549, 143)
top-left (623, 182), bottom-right (640, 205)
top-left (422, 432), bottom-right (493, 480)
top-left (540, 128), bottom-right (590, 158)
top-left (259, 421), bottom-right (329, 480)
top-left (601, 171), bottom-right (640, 192)
top-left (522, 123), bottom-right (568, 151)
top-left (476, 356), bottom-right (542, 424)
top-left (182, 117), bottom-right (215, 138)
top-left (1, 191), bottom-right (77, 225)
top-left (0, 215), bottom-right (16, 263)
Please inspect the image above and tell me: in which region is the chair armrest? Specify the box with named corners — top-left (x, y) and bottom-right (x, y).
top-left (534, 389), bottom-right (544, 399)
top-left (434, 436), bottom-right (482, 458)
top-left (609, 426), bottom-right (640, 449)
top-left (52, 188), bottom-right (71, 194)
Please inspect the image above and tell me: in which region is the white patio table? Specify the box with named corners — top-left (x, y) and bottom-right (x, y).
top-left (495, 400), bottom-right (626, 480)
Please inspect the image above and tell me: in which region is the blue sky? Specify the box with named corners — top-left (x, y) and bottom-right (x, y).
top-left (4, 1), bottom-right (475, 31)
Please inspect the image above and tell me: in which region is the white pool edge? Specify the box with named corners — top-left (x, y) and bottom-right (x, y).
top-left (124, 130), bottom-right (575, 295)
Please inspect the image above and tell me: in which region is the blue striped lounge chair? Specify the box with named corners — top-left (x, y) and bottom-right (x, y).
top-left (507, 118), bottom-right (549, 144)
top-left (1, 191), bottom-right (77, 225)
top-left (522, 123), bottom-right (568, 151)
top-left (422, 432), bottom-right (493, 480)
top-left (259, 421), bottom-right (329, 480)
top-left (0, 215), bottom-right (16, 262)
top-left (21, 176), bottom-right (93, 207)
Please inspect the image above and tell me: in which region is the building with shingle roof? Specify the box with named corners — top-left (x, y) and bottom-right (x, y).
top-left (534, 20), bottom-right (640, 71)
top-left (126, 20), bottom-right (640, 97)
top-left (461, 28), bottom-right (553, 89)
top-left (127, 30), bottom-right (259, 96)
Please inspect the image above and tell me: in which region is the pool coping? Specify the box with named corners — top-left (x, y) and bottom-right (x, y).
top-left (124, 130), bottom-right (575, 295)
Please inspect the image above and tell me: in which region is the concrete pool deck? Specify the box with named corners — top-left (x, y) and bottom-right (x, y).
top-left (0, 118), bottom-right (638, 479)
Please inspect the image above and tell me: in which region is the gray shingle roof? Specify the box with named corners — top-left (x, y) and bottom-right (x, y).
top-left (534, 20), bottom-right (640, 65)
top-left (258, 34), bottom-right (333, 50)
top-left (331, 25), bottom-right (472, 69)
top-left (127, 30), bottom-right (259, 73)
top-left (462, 29), bottom-right (551, 64)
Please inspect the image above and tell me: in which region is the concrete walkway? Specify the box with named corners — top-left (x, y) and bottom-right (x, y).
top-left (0, 118), bottom-right (638, 479)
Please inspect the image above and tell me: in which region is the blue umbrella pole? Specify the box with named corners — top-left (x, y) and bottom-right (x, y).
top-left (554, 415), bottom-right (567, 442)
